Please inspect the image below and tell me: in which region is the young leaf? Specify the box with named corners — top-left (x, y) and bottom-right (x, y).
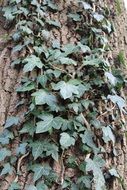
top-left (60, 133), bottom-right (75, 149)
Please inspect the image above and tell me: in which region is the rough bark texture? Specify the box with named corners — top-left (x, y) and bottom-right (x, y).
top-left (0, 0), bottom-right (127, 189)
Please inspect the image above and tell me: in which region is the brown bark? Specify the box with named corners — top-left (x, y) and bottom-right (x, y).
top-left (0, 0), bottom-right (127, 189)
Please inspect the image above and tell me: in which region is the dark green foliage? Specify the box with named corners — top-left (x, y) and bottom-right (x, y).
top-left (1, 0), bottom-right (126, 189)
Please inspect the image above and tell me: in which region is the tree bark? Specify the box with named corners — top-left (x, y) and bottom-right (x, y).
top-left (0, 0), bottom-right (127, 189)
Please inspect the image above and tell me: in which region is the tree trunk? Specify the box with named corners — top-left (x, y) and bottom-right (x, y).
top-left (0, 0), bottom-right (127, 189)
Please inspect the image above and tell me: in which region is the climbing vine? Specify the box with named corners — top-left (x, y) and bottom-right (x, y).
top-left (0, 0), bottom-right (126, 189)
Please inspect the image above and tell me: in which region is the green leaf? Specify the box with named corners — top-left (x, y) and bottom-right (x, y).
top-left (16, 82), bottom-right (35, 92)
top-left (59, 57), bottom-right (77, 66)
top-left (68, 13), bottom-right (81, 21)
top-left (23, 55), bottom-right (43, 72)
top-left (102, 126), bottom-right (115, 144)
top-left (4, 116), bottom-right (19, 128)
top-left (31, 164), bottom-right (51, 182)
top-left (46, 20), bottom-right (61, 28)
top-left (86, 156), bottom-right (106, 190)
top-left (0, 148), bottom-right (11, 161)
top-left (3, 6), bottom-right (16, 20)
top-left (36, 115), bottom-right (53, 133)
top-left (47, 1), bottom-right (58, 11)
top-left (60, 133), bottom-right (75, 149)
top-left (77, 42), bottom-right (91, 53)
top-left (93, 13), bottom-right (104, 22)
top-left (8, 182), bottom-right (21, 190)
top-left (32, 90), bottom-right (57, 106)
top-left (16, 143), bottom-right (27, 155)
top-left (27, 185), bottom-right (37, 190)
top-left (30, 141), bottom-right (43, 160)
top-left (109, 168), bottom-right (119, 178)
top-left (53, 81), bottom-right (79, 99)
top-left (20, 122), bottom-right (35, 136)
top-left (82, 2), bottom-right (92, 10)
top-left (52, 39), bottom-right (60, 49)
top-left (1, 163), bottom-right (13, 176)
top-left (105, 72), bottom-right (117, 86)
top-left (80, 130), bottom-right (99, 154)
top-left (41, 30), bottom-right (50, 40)
top-left (36, 182), bottom-right (48, 190)
top-left (30, 140), bottom-right (58, 161)
top-left (62, 43), bottom-right (79, 55)
top-left (0, 130), bottom-right (14, 145)
top-left (107, 95), bottom-right (126, 112)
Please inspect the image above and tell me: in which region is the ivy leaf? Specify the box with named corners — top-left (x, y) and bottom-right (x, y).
top-left (32, 90), bottom-right (57, 106)
top-left (77, 42), bottom-right (91, 53)
top-left (30, 141), bottom-right (43, 160)
top-left (1, 163), bottom-right (13, 176)
top-left (8, 182), bottom-right (21, 190)
top-left (52, 39), bottom-right (60, 49)
top-left (105, 72), bottom-right (117, 86)
top-left (0, 130), bottom-right (14, 145)
top-left (3, 6), bottom-right (15, 20)
top-left (46, 20), bottom-right (61, 28)
top-left (60, 133), bottom-right (75, 149)
top-left (41, 30), bottom-right (50, 40)
top-left (93, 13), bottom-right (104, 22)
top-left (82, 2), bottom-right (92, 10)
top-left (31, 164), bottom-right (51, 182)
top-left (30, 140), bottom-right (58, 161)
top-left (102, 126), bottom-right (115, 145)
top-left (36, 115), bottom-right (53, 133)
top-left (16, 81), bottom-right (35, 92)
top-left (47, 1), bottom-right (58, 11)
top-left (16, 143), bottom-right (27, 155)
top-left (86, 156), bottom-right (106, 190)
top-left (107, 95), bottom-right (126, 112)
top-left (68, 13), bottom-right (81, 21)
top-left (62, 43), bottom-right (79, 55)
top-left (59, 57), bottom-right (77, 66)
top-left (53, 81), bottom-right (79, 99)
top-left (80, 130), bottom-right (99, 154)
top-left (23, 55), bottom-right (43, 72)
top-left (0, 148), bottom-right (11, 161)
top-left (36, 182), bottom-right (48, 190)
top-left (46, 143), bottom-right (58, 161)
top-left (109, 168), bottom-right (119, 178)
top-left (27, 185), bottom-right (37, 190)
top-left (4, 116), bottom-right (19, 129)
top-left (20, 122), bottom-right (35, 136)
